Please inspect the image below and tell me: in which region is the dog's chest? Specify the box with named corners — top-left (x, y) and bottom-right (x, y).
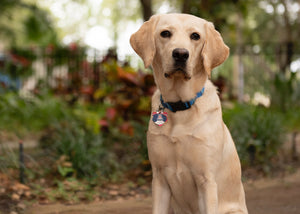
top-left (147, 112), bottom-right (213, 164)
top-left (147, 108), bottom-right (224, 213)
top-left (148, 128), bottom-right (207, 213)
top-left (148, 129), bottom-right (209, 168)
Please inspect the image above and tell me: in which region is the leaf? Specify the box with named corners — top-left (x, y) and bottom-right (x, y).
top-left (80, 86), bottom-right (94, 95)
top-left (106, 107), bottom-right (117, 121)
top-left (93, 88), bottom-right (107, 100)
top-left (119, 122), bottom-right (134, 136)
top-left (117, 67), bottom-right (139, 86)
top-left (98, 119), bottom-right (109, 127)
top-left (57, 165), bottom-right (74, 177)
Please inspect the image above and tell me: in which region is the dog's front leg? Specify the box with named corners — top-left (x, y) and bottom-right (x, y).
top-left (195, 174), bottom-right (218, 214)
top-left (152, 169), bottom-right (171, 214)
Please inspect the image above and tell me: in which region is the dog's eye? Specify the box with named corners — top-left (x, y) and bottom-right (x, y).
top-left (190, 32), bottom-right (200, 40)
top-left (160, 30), bottom-right (172, 38)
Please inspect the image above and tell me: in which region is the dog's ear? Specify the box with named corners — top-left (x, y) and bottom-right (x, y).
top-left (201, 22), bottom-right (229, 77)
top-left (130, 15), bottom-right (159, 68)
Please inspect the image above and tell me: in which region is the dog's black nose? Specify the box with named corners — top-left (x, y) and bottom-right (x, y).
top-left (172, 48), bottom-right (189, 62)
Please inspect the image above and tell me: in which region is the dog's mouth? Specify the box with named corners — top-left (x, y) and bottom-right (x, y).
top-left (164, 67), bottom-right (191, 80)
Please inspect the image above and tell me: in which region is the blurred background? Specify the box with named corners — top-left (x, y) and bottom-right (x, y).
top-left (0, 0), bottom-right (300, 213)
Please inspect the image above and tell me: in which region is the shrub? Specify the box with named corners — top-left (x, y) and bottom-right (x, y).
top-left (0, 92), bottom-right (72, 135)
top-left (39, 117), bottom-right (121, 179)
top-left (223, 104), bottom-right (285, 169)
top-left (0, 143), bottom-right (19, 174)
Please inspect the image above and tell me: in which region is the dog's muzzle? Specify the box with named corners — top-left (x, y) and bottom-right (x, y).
top-left (164, 48), bottom-right (191, 80)
top-left (164, 69), bottom-right (191, 80)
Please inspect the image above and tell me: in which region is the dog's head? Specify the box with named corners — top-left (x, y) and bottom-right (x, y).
top-left (130, 14), bottom-right (229, 80)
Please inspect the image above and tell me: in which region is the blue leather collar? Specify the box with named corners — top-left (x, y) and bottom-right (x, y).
top-left (160, 87), bottom-right (205, 113)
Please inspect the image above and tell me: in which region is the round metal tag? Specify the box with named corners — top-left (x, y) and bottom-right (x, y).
top-left (152, 111), bottom-right (168, 126)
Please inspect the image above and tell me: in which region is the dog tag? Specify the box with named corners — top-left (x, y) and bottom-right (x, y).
top-left (152, 111), bottom-right (168, 126)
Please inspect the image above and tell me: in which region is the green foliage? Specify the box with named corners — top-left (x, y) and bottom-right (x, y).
top-left (34, 178), bottom-right (96, 202)
top-left (39, 116), bottom-right (114, 179)
top-left (99, 118), bottom-right (148, 173)
top-left (0, 143), bottom-right (19, 174)
top-left (0, 92), bottom-right (127, 180)
top-left (283, 107), bottom-right (300, 132)
top-left (74, 106), bottom-right (107, 134)
top-left (0, 49), bottom-right (153, 182)
top-left (0, 1), bottom-right (58, 46)
top-left (92, 57), bottom-right (154, 173)
top-left (57, 164), bottom-right (75, 177)
top-left (271, 72), bottom-right (300, 112)
top-left (23, 10), bottom-right (57, 44)
top-left (0, 92), bottom-right (72, 135)
top-left (1, 47), bottom-right (37, 82)
top-left (223, 104), bottom-right (285, 170)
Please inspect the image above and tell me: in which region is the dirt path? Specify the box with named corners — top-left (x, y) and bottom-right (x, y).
top-left (25, 171), bottom-right (300, 214)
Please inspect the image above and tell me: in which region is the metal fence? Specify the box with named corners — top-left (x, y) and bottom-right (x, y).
top-left (0, 45), bottom-right (299, 103)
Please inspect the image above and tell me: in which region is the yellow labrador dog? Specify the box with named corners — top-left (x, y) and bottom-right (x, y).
top-left (130, 14), bottom-right (248, 214)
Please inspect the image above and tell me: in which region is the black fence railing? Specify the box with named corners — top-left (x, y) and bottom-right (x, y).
top-left (0, 44), bottom-right (299, 103)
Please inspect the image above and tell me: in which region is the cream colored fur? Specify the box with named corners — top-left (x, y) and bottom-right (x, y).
top-left (130, 13), bottom-right (248, 214)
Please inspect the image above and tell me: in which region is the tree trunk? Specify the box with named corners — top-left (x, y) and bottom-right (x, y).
top-left (140, 0), bottom-right (153, 21)
top-left (182, 0), bottom-right (192, 13)
top-left (233, 12), bottom-right (244, 103)
top-left (278, 0), bottom-right (293, 74)
top-left (292, 132), bottom-right (298, 161)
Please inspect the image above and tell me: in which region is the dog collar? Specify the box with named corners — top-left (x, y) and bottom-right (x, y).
top-left (160, 87), bottom-right (205, 113)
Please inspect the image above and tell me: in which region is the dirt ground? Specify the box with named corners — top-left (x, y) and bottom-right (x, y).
top-left (25, 170), bottom-right (300, 214)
